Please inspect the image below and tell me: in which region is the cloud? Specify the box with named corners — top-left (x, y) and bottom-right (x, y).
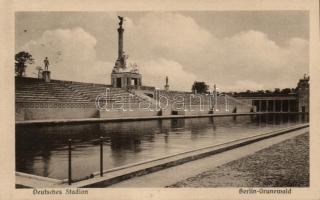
top-left (126, 13), bottom-right (212, 56)
top-left (135, 58), bottom-right (197, 91)
top-left (18, 12), bottom-right (308, 92)
top-left (20, 27), bottom-right (113, 84)
top-left (123, 13), bottom-right (308, 91)
top-left (224, 80), bottom-right (264, 92)
top-left (214, 32), bottom-right (308, 91)
top-left (19, 26), bottom-right (196, 90)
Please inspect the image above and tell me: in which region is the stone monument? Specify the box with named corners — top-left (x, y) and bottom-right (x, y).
top-left (164, 76), bottom-right (169, 91)
top-left (42, 57), bottom-right (51, 82)
top-left (111, 16), bottom-right (142, 88)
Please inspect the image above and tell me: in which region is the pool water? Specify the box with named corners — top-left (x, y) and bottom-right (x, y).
top-left (16, 113), bottom-right (308, 180)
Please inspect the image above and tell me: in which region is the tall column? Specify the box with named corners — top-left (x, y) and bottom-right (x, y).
top-left (124, 76), bottom-right (127, 87)
top-left (280, 100), bottom-right (283, 112)
top-left (266, 100), bottom-right (269, 112)
top-left (273, 100), bottom-right (276, 112)
top-left (118, 27), bottom-right (124, 61)
top-left (259, 100), bottom-right (262, 112)
top-left (288, 100), bottom-right (291, 112)
top-left (122, 77), bottom-right (126, 88)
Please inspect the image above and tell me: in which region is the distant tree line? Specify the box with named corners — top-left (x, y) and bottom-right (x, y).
top-left (227, 88), bottom-right (297, 97)
top-left (190, 80), bottom-right (298, 97)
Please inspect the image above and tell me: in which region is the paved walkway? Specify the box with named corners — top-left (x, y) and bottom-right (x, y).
top-left (110, 127), bottom-right (308, 187)
top-left (170, 132), bottom-right (309, 187)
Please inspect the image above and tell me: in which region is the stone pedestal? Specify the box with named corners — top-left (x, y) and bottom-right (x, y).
top-left (42, 71), bottom-right (51, 82)
top-left (164, 84), bottom-right (169, 91)
top-left (111, 72), bottom-right (142, 88)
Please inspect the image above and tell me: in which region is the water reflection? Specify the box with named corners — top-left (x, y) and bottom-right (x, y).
top-left (16, 114), bottom-right (308, 179)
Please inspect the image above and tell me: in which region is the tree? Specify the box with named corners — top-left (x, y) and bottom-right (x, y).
top-left (265, 90), bottom-right (272, 94)
top-left (281, 88), bottom-right (292, 94)
top-left (15, 51), bottom-right (34, 77)
top-left (256, 90), bottom-right (265, 94)
top-left (274, 88), bottom-right (281, 93)
top-left (192, 81), bottom-right (209, 94)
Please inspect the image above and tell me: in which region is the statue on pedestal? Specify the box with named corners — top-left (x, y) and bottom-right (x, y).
top-left (118, 16), bottom-right (124, 27)
top-left (44, 57), bottom-right (49, 71)
top-left (164, 76), bottom-right (169, 91)
top-left (120, 52), bottom-right (128, 68)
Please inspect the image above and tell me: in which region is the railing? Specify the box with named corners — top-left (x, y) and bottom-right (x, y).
top-left (67, 136), bottom-right (105, 185)
top-left (65, 122), bottom-right (309, 185)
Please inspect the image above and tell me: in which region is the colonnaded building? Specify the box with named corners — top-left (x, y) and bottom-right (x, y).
top-left (15, 18), bottom-right (309, 121)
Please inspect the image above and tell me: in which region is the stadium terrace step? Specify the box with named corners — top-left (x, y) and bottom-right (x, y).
top-left (15, 77), bottom-right (152, 105)
top-left (16, 77), bottom-right (91, 103)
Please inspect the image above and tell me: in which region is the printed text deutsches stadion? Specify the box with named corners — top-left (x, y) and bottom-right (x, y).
top-left (33, 188), bottom-right (88, 195)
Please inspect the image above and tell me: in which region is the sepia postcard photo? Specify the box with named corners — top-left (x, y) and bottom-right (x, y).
top-left (0, 0), bottom-right (319, 199)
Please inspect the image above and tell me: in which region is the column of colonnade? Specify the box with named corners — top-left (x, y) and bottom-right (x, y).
top-left (266, 100), bottom-right (269, 112)
top-left (254, 99), bottom-right (297, 113)
top-left (259, 100), bottom-right (262, 112)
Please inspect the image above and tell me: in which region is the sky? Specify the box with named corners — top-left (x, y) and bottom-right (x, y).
top-left (15, 11), bottom-right (309, 92)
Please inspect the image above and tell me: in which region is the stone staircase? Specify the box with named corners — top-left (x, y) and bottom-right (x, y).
top-left (16, 77), bottom-right (153, 105)
top-left (15, 77), bottom-right (90, 103)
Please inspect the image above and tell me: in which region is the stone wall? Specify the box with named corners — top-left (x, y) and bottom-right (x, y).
top-left (16, 102), bottom-right (98, 121)
top-left (99, 110), bottom-right (161, 118)
top-left (172, 104), bottom-right (252, 116)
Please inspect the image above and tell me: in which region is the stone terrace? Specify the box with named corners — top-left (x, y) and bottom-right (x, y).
top-left (156, 90), bottom-right (252, 108)
top-left (16, 77), bottom-right (90, 103)
top-left (64, 81), bottom-right (143, 103)
top-left (15, 77), bottom-right (146, 104)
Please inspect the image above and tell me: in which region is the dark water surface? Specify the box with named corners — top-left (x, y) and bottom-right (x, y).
top-left (16, 114), bottom-right (308, 180)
